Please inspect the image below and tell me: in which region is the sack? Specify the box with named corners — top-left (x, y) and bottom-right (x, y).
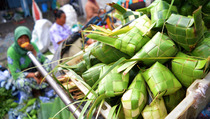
top-left (31, 19), bottom-right (52, 53)
top-left (60, 4), bottom-right (78, 29)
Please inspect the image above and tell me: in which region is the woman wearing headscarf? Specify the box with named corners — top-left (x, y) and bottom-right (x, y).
top-left (7, 26), bottom-right (51, 99)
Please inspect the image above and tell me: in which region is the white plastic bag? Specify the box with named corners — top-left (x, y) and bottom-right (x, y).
top-left (31, 19), bottom-right (52, 53)
top-left (60, 4), bottom-right (78, 29)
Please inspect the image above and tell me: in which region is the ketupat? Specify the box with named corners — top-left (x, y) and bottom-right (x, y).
top-left (191, 38), bottom-right (210, 58)
top-left (82, 63), bottom-right (105, 87)
top-left (108, 2), bottom-right (142, 25)
top-left (67, 54), bottom-right (101, 76)
top-left (166, 7), bottom-right (205, 51)
top-left (98, 64), bottom-right (129, 97)
top-left (109, 14), bottom-right (153, 38)
top-left (87, 26), bottom-right (151, 57)
top-left (171, 52), bottom-right (209, 87)
top-left (150, 0), bottom-right (177, 28)
top-left (163, 88), bottom-right (185, 113)
top-left (118, 32), bottom-right (178, 74)
top-left (141, 97), bottom-right (167, 119)
top-left (137, 0), bottom-right (178, 28)
top-left (142, 62), bottom-right (182, 98)
top-left (121, 72), bottom-right (147, 119)
top-left (91, 43), bottom-right (130, 64)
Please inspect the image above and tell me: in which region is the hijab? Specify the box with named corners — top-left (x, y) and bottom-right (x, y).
top-left (12, 26), bottom-right (31, 55)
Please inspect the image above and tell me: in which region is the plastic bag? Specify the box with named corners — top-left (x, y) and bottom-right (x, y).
top-left (31, 19), bottom-right (53, 53)
top-left (60, 4), bottom-right (78, 29)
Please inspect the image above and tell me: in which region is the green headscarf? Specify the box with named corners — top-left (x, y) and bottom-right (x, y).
top-left (12, 26), bottom-right (32, 55)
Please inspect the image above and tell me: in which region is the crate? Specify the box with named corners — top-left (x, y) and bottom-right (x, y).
top-left (166, 73), bottom-right (210, 119)
top-left (63, 51), bottom-right (210, 119)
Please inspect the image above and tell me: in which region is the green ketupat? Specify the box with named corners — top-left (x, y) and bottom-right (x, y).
top-left (191, 38), bottom-right (210, 58)
top-left (163, 88), bottom-right (185, 113)
top-left (171, 52), bottom-right (209, 87)
top-left (91, 43), bottom-right (130, 64)
top-left (166, 7), bottom-right (205, 51)
top-left (137, 0), bottom-right (178, 28)
top-left (141, 97), bottom-right (167, 119)
top-left (87, 26), bottom-right (150, 57)
top-left (142, 62), bottom-right (182, 98)
top-left (118, 32), bottom-right (178, 74)
top-left (98, 64), bottom-right (129, 97)
top-left (150, 0), bottom-right (177, 28)
top-left (108, 2), bottom-right (142, 25)
top-left (82, 63), bottom-right (105, 87)
top-left (121, 72), bottom-right (147, 119)
top-left (109, 14), bottom-right (153, 38)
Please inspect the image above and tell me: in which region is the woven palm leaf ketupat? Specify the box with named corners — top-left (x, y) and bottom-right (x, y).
top-left (137, 0), bottom-right (177, 28)
top-left (82, 63), bottom-right (105, 87)
top-left (118, 32), bottom-right (178, 74)
top-left (87, 26), bottom-right (151, 57)
top-left (114, 26), bottom-right (150, 56)
top-left (109, 14), bottom-right (153, 38)
top-left (121, 72), bottom-right (147, 119)
top-left (142, 62), bottom-right (182, 99)
top-left (163, 88), bottom-right (185, 113)
top-left (108, 2), bottom-right (142, 25)
top-left (166, 7), bottom-right (205, 51)
top-left (191, 38), bottom-right (210, 58)
top-left (67, 53), bottom-right (101, 75)
top-left (91, 43), bottom-right (130, 64)
top-left (141, 97), bottom-right (167, 119)
top-left (98, 64), bottom-right (129, 97)
top-left (171, 52), bottom-right (209, 87)
top-left (150, 0), bottom-right (177, 28)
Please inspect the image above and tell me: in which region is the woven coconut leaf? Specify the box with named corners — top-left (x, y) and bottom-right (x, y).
top-left (150, 0), bottom-right (178, 28)
top-left (118, 32), bottom-right (178, 74)
top-left (98, 64), bottom-right (129, 97)
top-left (141, 97), bottom-right (167, 119)
top-left (82, 63), bottom-right (105, 87)
top-left (191, 38), bottom-right (210, 58)
top-left (108, 2), bottom-right (142, 25)
top-left (91, 43), bottom-right (130, 64)
top-left (166, 7), bottom-right (205, 51)
top-left (171, 52), bottom-right (209, 87)
top-left (114, 26), bottom-right (151, 56)
top-left (163, 88), bottom-right (185, 113)
top-left (142, 62), bottom-right (182, 99)
top-left (109, 14), bottom-right (153, 37)
top-left (121, 72), bottom-right (147, 118)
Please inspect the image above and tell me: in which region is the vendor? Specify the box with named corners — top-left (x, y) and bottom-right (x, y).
top-left (85, 0), bottom-right (102, 22)
top-left (7, 26), bottom-right (51, 101)
top-left (50, 9), bottom-right (72, 51)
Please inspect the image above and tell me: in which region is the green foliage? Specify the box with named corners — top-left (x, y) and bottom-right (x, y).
top-left (0, 88), bottom-right (17, 118)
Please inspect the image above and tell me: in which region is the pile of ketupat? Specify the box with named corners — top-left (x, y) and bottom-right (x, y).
top-left (59, 0), bottom-right (210, 118)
